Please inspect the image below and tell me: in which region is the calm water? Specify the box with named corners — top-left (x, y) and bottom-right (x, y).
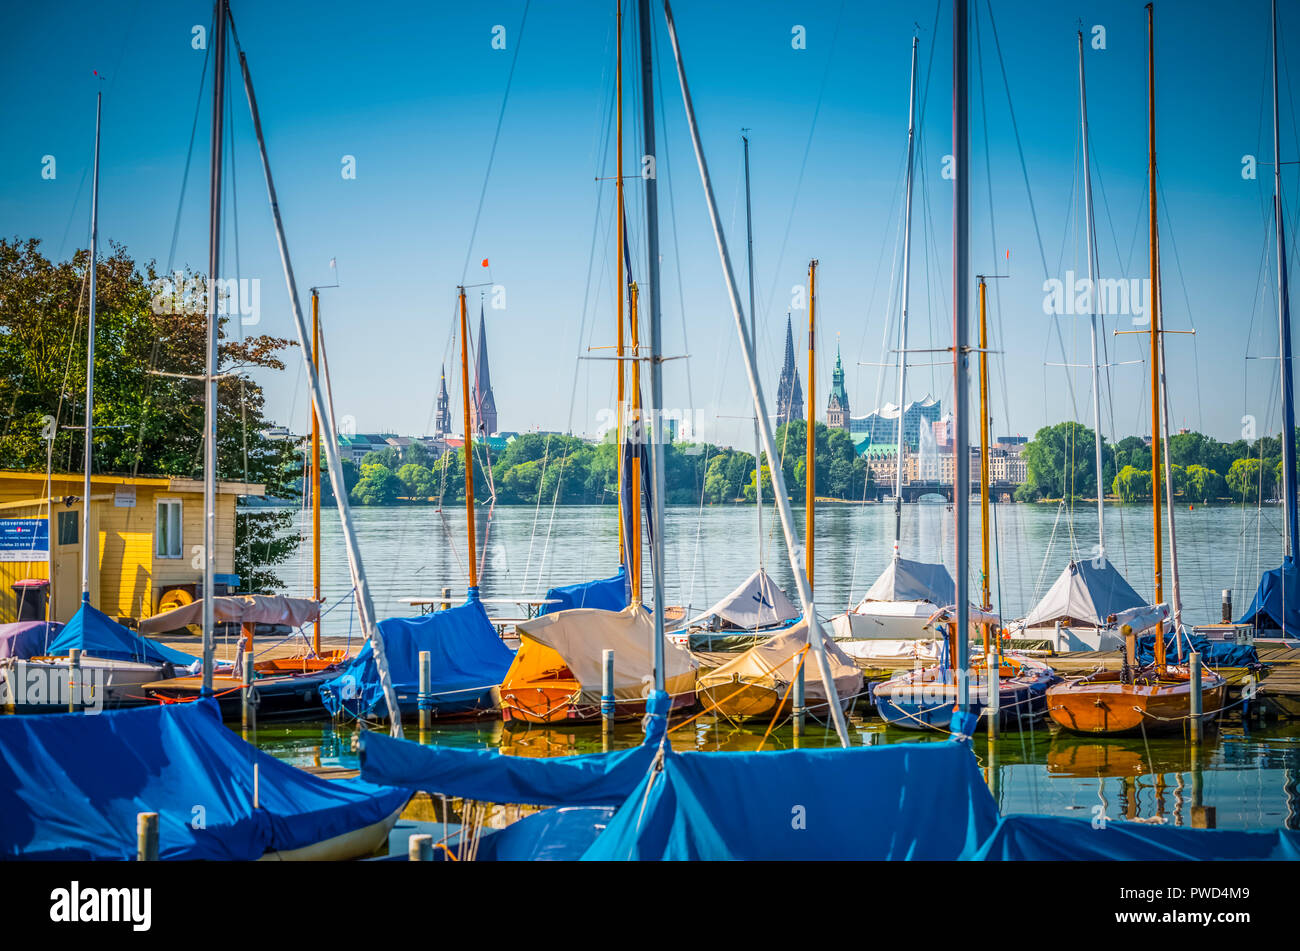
top-left (279, 499), bottom-right (1288, 625)
top-left (253, 499), bottom-right (1300, 832)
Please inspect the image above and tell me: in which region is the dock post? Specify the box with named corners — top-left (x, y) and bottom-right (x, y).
top-left (1189, 650), bottom-right (1203, 745)
top-left (440, 586), bottom-right (452, 612)
top-left (418, 650), bottom-right (432, 733)
top-left (793, 656), bottom-right (806, 737)
top-left (242, 652), bottom-right (256, 738)
top-left (408, 833), bottom-right (433, 861)
top-left (601, 649), bottom-right (615, 736)
top-left (137, 812), bottom-right (158, 861)
top-left (985, 650), bottom-right (999, 739)
top-left (1053, 619), bottom-right (1062, 652)
top-left (1191, 805), bottom-right (1216, 829)
top-left (1221, 588), bottom-right (1232, 623)
top-left (68, 648), bottom-right (81, 713)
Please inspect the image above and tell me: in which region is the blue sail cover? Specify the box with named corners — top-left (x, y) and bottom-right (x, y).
top-left (1136, 631), bottom-right (1259, 669)
top-left (539, 566), bottom-right (630, 616)
top-left (467, 806), bottom-right (616, 861)
top-left (319, 591), bottom-right (515, 718)
top-left (581, 741), bottom-right (999, 860)
top-left (0, 700), bottom-right (408, 860)
top-left (360, 730), bottom-right (659, 806)
top-left (1238, 558), bottom-right (1300, 636)
top-left (966, 814), bottom-right (1300, 860)
top-left (0, 621), bottom-right (61, 659)
top-left (45, 603), bottom-right (198, 667)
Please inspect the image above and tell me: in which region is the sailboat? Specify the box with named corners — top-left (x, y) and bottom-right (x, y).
top-left (1008, 28), bottom-right (1147, 654)
top-left (1048, 4), bottom-right (1225, 736)
top-left (684, 133), bottom-right (799, 653)
top-left (873, 281), bottom-right (1058, 732)
top-left (1237, 0), bottom-right (1300, 645)
top-left (829, 36), bottom-right (957, 662)
top-left (498, 1), bottom-right (695, 725)
top-left (696, 260), bottom-right (864, 722)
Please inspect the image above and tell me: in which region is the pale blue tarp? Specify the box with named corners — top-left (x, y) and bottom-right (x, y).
top-left (450, 806), bottom-right (616, 861)
top-left (581, 740), bottom-right (999, 860)
top-left (539, 567), bottom-right (629, 616)
top-left (1238, 558), bottom-right (1300, 637)
top-left (966, 814), bottom-right (1300, 860)
top-left (319, 589), bottom-right (514, 718)
top-left (45, 603), bottom-right (197, 667)
top-left (0, 700), bottom-right (408, 860)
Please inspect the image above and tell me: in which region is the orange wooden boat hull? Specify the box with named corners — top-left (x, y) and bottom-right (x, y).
top-left (1047, 666), bottom-right (1226, 735)
top-left (500, 680), bottom-right (695, 725)
top-left (696, 682), bottom-right (847, 722)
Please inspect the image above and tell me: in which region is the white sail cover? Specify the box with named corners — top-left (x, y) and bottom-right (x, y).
top-left (697, 619), bottom-right (862, 703)
top-left (514, 603), bottom-right (697, 702)
top-left (860, 556), bottom-right (955, 606)
top-left (1021, 558), bottom-right (1147, 629)
top-left (686, 569), bottom-right (800, 631)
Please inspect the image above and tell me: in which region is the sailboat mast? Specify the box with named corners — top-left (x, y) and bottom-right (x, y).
top-left (1146, 2), bottom-right (1166, 670)
top-left (953, 0), bottom-right (971, 711)
top-left (661, 0), bottom-right (849, 746)
top-left (894, 35), bottom-right (919, 555)
top-left (310, 290), bottom-right (322, 654)
top-left (1077, 30), bottom-right (1106, 558)
top-left (806, 259), bottom-right (817, 586)
top-left (1273, 0), bottom-right (1298, 561)
top-left (978, 277), bottom-right (992, 662)
top-left (458, 287), bottom-right (478, 589)
top-left (744, 133), bottom-right (763, 572)
top-left (629, 282), bottom-right (643, 602)
top-left (636, 0), bottom-right (665, 693)
top-left (202, 0), bottom-right (228, 696)
top-left (80, 89), bottom-right (101, 604)
top-left (616, 0), bottom-right (627, 571)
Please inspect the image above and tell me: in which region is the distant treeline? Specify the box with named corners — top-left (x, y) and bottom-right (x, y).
top-left (325, 421), bottom-right (874, 506)
top-left (1018, 421), bottom-right (1295, 504)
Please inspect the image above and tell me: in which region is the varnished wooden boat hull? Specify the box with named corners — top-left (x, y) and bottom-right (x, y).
top-left (696, 681), bottom-right (847, 722)
top-left (500, 683), bottom-right (695, 725)
top-left (1047, 667), bottom-right (1227, 735)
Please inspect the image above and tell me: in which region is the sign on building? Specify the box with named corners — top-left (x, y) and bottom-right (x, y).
top-left (0, 518), bottom-right (50, 562)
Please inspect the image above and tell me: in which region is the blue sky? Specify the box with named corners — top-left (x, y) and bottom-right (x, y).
top-left (2, 0), bottom-right (1298, 450)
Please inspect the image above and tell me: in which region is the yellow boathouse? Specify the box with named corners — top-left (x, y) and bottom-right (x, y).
top-left (0, 470), bottom-right (264, 624)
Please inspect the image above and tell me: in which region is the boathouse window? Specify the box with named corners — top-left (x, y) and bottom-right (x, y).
top-left (56, 510), bottom-right (78, 546)
top-left (156, 500), bottom-right (183, 558)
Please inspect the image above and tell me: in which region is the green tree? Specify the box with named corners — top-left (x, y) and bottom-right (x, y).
top-left (1227, 458), bottom-right (1266, 502)
top-left (1022, 421), bottom-right (1098, 499)
top-left (351, 463), bottom-right (403, 505)
top-left (1184, 464), bottom-right (1226, 503)
top-left (1112, 465), bottom-right (1151, 502)
top-left (395, 462), bottom-right (435, 499)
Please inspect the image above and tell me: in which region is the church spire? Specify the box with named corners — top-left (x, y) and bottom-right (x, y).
top-left (827, 337), bottom-right (850, 430)
top-left (776, 312), bottom-right (804, 426)
top-left (471, 297), bottom-right (498, 436)
top-left (435, 363), bottom-right (451, 438)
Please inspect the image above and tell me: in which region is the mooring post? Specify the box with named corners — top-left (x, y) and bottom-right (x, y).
top-left (408, 833), bottom-right (433, 861)
top-left (601, 649), bottom-right (615, 735)
top-left (793, 656), bottom-right (806, 737)
top-left (418, 649), bottom-right (432, 732)
top-left (137, 812), bottom-right (158, 861)
top-left (440, 586), bottom-right (452, 612)
top-left (1191, 805), bottom-right (1216, 829)
top-left (1053, 619), bottom-right (1062, 653)
top-left (1221, 588), bottom-right (1232, 624)
top-left (242, 652), bottom-right (256, 735)
top-left (68, 648), bottom-right (81, 713)
top-left (985, 649), bottom-right (1000, 740)
top-left (1189, 650), bottom-right (1203, 744)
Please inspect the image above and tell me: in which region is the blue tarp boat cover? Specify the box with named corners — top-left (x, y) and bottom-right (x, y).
top-left (45, 603), bottom-right (198, 667)
top-left (0, 700), bottom-right (408, 860)
top-left (1136, 631), bottom-right (1260, 669)
top-left (452, 806), bottom-right (616, 861)
top-left (319, 590), bottom-right (515, 718)
top-left (1238, 558), bottom-right (1300, 636)
top-left (360, 731), bottom-right (660, 806)
top-left (581, 740), bottom-right (999, 860)
top-left (0, 620), bottom-right (61, 659)
top-left (539, 567), bottom-right (629, 616)
top-left (966, 814), bottom-right (1300, 860)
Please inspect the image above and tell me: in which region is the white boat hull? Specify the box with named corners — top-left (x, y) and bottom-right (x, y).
top-left (0, 657), bottom-right (172, 713)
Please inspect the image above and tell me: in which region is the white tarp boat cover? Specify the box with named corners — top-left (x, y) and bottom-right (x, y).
top-left (858, 556), bottom-right (955, 607)
top-left (138, 595), bottom-right (321, 635)
top-left (925, 604), bottom-right (1002, 629)
top-left (1021, 558), bottom-right (1147, 629)
top-left (514, 603), bottom-right (697, 703)
top-left (697, 619), bottom-right (863, 703)
top-left (687, 569), bottom-right (800, 631)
